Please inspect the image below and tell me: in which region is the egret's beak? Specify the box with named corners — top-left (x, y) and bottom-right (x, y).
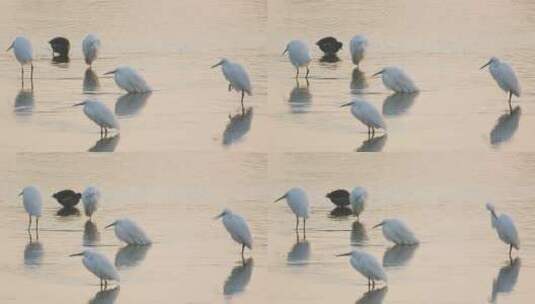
top-left (69, 252), bottom-right (84, 257)
top-left (282, 46), bottom-right (288, 55)
top-left (480, 60), bottom-right (491, 70)
top-left (103, 70), bottom-right (116, 75)
top-left (372, 222), bottom-right (384, 229)
top-left (104, 222), bottom-right (117, 229)
top-left (371, 70), bottom-right (384, 78)
top-left (340, 102), bottom-right (353, 108)
top-left (213, 212), bottom-right (225, 220)
top-left (6, 43), bottom-right (13, 52)
top-left (274, 193), bottom-right (287, 203)
top-left (211, 60), bottom-right (223, 69)
top-left (73, 102), bottom-right (85, 107)
top-left (18, 191), bottom-right (23, 196)
top-left (336, 252), bottom-right (352, 257)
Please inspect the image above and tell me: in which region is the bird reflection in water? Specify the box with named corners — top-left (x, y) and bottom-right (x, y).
top-left (287, 231), bottom-right (310, 265)
top-left (319, 54), bottom-right (341, 63)
top-left (355, 286), bottom-right (388, 304)
top-left (115, 245), bottom-right (151, 269)
top-left (356, 134), bottom-right (387, 152)
top-left (14, 89), bottom-right (34, 115)
top-left (89, 286), bottom-right (120, 304)
top-left (490, 258), bottom-right (521, 303)
top-left (83, 68), bottom-right (100, 93)
top-left (490, 106), bottom-right (521, 147)
top-left (88, 134), bottom-right (120, 152)
top-left (222, 107), bottom-right (253, 146)
top-left (115, 92), bottom-right (151, 117)
top-left (382, 245), bottom-right (418, 267)
top-left (351, 220), bottom-right (368, 245)
top-left (56, 206), bottom-right (80, 217)
top-left (351, 68), bottom-right (368, 94)
top-left (223, 258), bottom-right (254, 297)
top-left (24, 231), bottom-right (43, 267)
top-left (382, 93), bottom-right (418, 117)
top-left (83, 220), bottom-right (100, 246)
top-left (288, 78), bottom-right (311, 113)
top-left (329, 206), bottom-right (353, 218)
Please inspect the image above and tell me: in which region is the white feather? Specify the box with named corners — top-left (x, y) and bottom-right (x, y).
top-left (349, 35), bottom-right (368, 65)
top-left (284, 187), bottom-right (310, 219)
top-left (82, 100), bottom-right (120, 130)
top-left (82, 186), bottom-right (101, 218)
top-left (379, 218), bottom-right (419, 245)
top-left (349, 250), bottom-right (387, 282)
top-left (21, 185), bottom-right (42, 217)
top-left (113, 66), bottom-right (152, 93)
top-left (82, 34), bottom-right (101, 66)
top-left (380, 67), bottom-right (418, 93)
top-left (487, 57), bottom-right (521, 97)
top-left (10, 36), bottom-right (33, 65)
top-left (347, 99), bottom-right (386, 130)
top-left (221, 209), bottom-right (253, 249)
top-left (350, 186), bottom-right (368, 217)
top-left (81, 249), bottom-right (120, 282)
top-left (220, 59), bottom-right (252, 95)
top-left (285, 40), bottom-right (311, 68)
top-left (113, 218), bottom-right (152, 245)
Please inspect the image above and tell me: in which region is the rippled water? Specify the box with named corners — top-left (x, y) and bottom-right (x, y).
top-left (2, 0), bottom-right (535, 303)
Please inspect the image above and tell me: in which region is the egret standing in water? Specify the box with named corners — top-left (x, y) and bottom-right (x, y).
top-left (105, 218), bottom-right (152, 246)
top-left (283, 40), bottom-right (312, 79)
top-left (215, 209), bottom-right (253, 259)
top-left (480, 57), bottom-right (521, 110)
top-left (82, 34), bottom-right (101, 67)
top-left (7, 36), bottom-right (34, 80)
top-left (82, 186), bottom-right (101, 220)
top-left (211, 58), bottom-right (252, 113)
top-left (341, 99), bottom-right (386, 137)
top-left (337, 250), bottom-right (387, 289)
top-left (349, 35), bottom-right (368, 66)
top-left (373, 67), bottom-right (418, 93)
top-left (74, 99), bottom-right (119, 136)
top-left (350, 187), bottom-right (368, 219)
top-left (70, 249), bottom-right (120, 289)
top-left (19, 186), bottom-right (42, 231)
top-left (105, 66), bottom-right (152, 93)
top-left (373, 219), bottom-right (419, 245)
top-left (486, 203), bottom-right (520, 259)
top-left (274, 187), bottom-right (310, 231)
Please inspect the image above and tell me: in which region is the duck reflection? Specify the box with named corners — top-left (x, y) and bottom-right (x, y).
top-left (24, 231), bottom-right (43, 267)
top-left (83, 68), bottom-right (100, 93)
top-left (350, 68), bottom-right (368, 94)
top-left (223, 258), bottom-right (254, 297)
top-left (14, 89), bottom-right (34, 115)
top-left (490, 106), bottom-right (521, 146)
top-left (490, 258), bottom-right (521, 303)
top-left (355, 286), bottom-right (388, 304)
top-left (329, 206), bottom-right (353, 218)
top-left (88, 134), bottom-right (120, 152)
top-left (83, 220), bottom-right (100, 246)
top-left (115, 93), bottom-right (151, 117)
top-left (356, 134), bottom-right (387, 152)
top-left (51, 55), bottom-right (69, 64)
top-left (382, 245), bottom-right (418, 267)
top-left (351, 220), bottom-right (368, 245)
top-left (115, 245), bottom-right (151, 269)
top-left (287, 232), bottom-right (310, 265)
top-left (222, 107), bottom-right (253, 146)
top-left (319, 54), bottom-right (341, 63)
top-left (89, 286), bottom-right (120, 304)
top-left (288, 78), bottom-right (311, 113)
top-left (56, 206), bottom-right (80, 217)
top-left (382, 93), bottom-right (418, 117)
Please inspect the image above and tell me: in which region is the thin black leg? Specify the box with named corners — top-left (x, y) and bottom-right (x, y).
top-left (305, 67), bottom-right (310, 79)
top-left (295, 68), bottom-right (299, 79)
top-left (241, 90), bottom-right (245, 114)
top-left (28, 215), bottom-right (31, 231)
top-left (30, 63), bottom-right (34, 80)
top-left (303, 217), bottom-right (306, 232)
top-left (36, 217), bottom-right (39, 232)
top-left (295, 216), bottom-right (299, 230)
top-left (241, 244), bottom-right (245, 259)
top-left (228, 84), bottom-right (232, 92)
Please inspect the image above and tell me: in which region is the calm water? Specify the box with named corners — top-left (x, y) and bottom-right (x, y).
top-left (1, 0), bottom-right (535, 303)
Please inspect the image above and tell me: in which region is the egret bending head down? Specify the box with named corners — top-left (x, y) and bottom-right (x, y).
top-left (372, 67), bottom-right (418, 93)
top-left (104, 66), bottom-right (152, 94)
top-left (337, 250), bottom-right (387, 289)
top-left (283, 40), bottom-right (312, 79)
top-left (341, 99), bottom-right (386, 137)
top-left (70, 249), bottom-right (119, 289)
top-left (82, 33), bottom-right (101, 67)
top-left (19, 186), bottom-right (43, 231)
top-left (486, 202), bottom-right (520, 259)
top-left (211, 58), bottom-right (252, 113)
top-left (215, 209), bottom-right (253, 259)
top-left (274, 187), bottom-right (310, 231)
top-left (480, 57), bottom-right (521, 110)
top-left (349, 35), bottom-right (368, 66)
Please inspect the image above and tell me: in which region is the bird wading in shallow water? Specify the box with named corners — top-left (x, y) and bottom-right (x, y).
top-left (341, 99), bottom-right (386, 138)
top-left (349, 35), bottom-right (368, 66)
top-left (373, 218), bottom-right (419, 246)
top-left (19, 186), bottom-right (43, 231)
top-left (283, 40), bottom-right (312, 79)
top-left (316, 36), bottom-right (343, 57)
top-left (350, 187), bottom-right (368, 219)
top-left (211, 58), bottom-right (252, 113)
top-left (372, 66), bottom-right (418, 93)
top-left (82, 33), bottom-right (101, 67)
top-left (215, 209), bottom-right (253, 260)
top-left (74, 99), bottom-right (119, 136)
top-left (105, 218), bottom-right (152, 246)
top-left (480, 57), bottom-right (521, 111)
top-left (70, 249), bottom-right (120, 289)
top-left (486, 202), bottom-right (520, 260)
top-left (52, 189), bottom-right (81, 208)
top-left (49, 37), bottom-right (70, 62)
top-left (7, 36), bottom-right (34, 83)
top-left (105, 66), bottom-right (152, 94)
top-left (337, 250), bottom-right (387, 290)
top-left (82, 186), bottom-right (101, 220)
top-left (274, 187), bottom-right (310, 232)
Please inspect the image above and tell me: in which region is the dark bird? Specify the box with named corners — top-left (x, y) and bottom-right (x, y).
top-left (316, 37), bottom-right (343, 56)
top-left (326, 189), bottom-right (350, 207)
top-left (52, 189), bottom-right (81, 208)
top-left (49, 37), bottom-right (70, 61)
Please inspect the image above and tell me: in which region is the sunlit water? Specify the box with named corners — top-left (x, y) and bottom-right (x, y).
top-left (1, 0), bottom-right (535, 303)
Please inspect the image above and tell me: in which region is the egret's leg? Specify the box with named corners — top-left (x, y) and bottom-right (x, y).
top-left (508, 91), bottom-right (512, 103)
top-left (104, 280), bottom-right (108, 289)
top-left (305, 67), bottom-right (310, 79)
top-left (21, 65), bottom-right (24, 79)
top-left (509, 244), bottom-right (513, 259)
top-left (372, 127), bottom-right (375, 137)
top-left (28, 215), bottom-right (32, 231)
top-left (105, 128), bottom-right (108, 137)
top-left (36, 217), bottom-right (39, 232)
top-left (295, 68), bottom-right (299, 79)
top-left (100, 279), bottom-right (103, 289)
top-left (228, 84), bottom-right (232, 92)
top-left (367, 278), bottom-right (371, 290)
top-left (241, 243), bottom-right (245, 258)
top-left (372, 280), bottom-right (375, 289)
top-left (303, 217), bottom-right (306, 232)
top-left (295, 216), bottom-right (299, 230)
top-left (30, 63), bottom-right (34, 80)
top-left (241, 90), bottom-right (245, 114)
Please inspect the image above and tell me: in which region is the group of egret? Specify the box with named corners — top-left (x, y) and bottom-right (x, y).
top-left (19, 185), bottom-right (151, 288)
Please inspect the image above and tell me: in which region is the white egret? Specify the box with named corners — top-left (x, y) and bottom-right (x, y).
top-left (19, 186), bottom-right (42, 231)
top-left (52, 189), bottom-right (81, 208)
top-left (341, 99), bottom-right (386, 137)
top-left (82, 34), bottom-right (101, 67)
top-left (104, 66), bottom-right (151, 93)
top-left (7, 36), bottom-right (34, 79)
top-left (274, 187), bottom-right (310, 231)
top-left (373, 218), bottom-right (419, 246)
top-left (326, 189), bottom-right (350, 207)
top-left (486, 203), bottom-right (520, 258)
top-left (283, 40), bottom-right (312, 79)
top-left (105, 218), bottom-right (151, 246)
top-left (74, 99), bottom-right (119, 136)
top-left (82, 186), bottom-right (101, 220)
top-left (211, 58), bottom-right (252, 112)
top-left (350, 187), bottom-right (368, 219)
top-left (481, 57), bottom-right (521, 109)
top-left (70, 249), bottom-right (119, 289)
top-left (337, 250), bottom-right (387, 289)
top-left (215, 209), bottom-right (253, 259)
top-left (372, 66), bottom-right (418, 93)
top-left (349, 35), bottom-right (368, 66)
